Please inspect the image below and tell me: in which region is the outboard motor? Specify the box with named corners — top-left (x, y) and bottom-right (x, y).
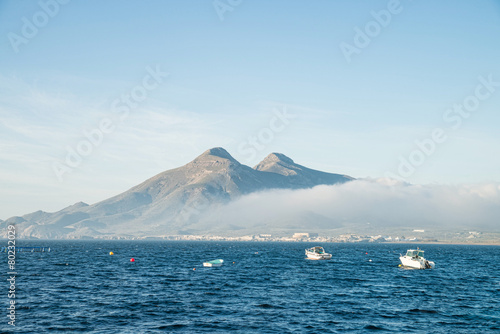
top-left (425, 261), bottom-right (431, 269)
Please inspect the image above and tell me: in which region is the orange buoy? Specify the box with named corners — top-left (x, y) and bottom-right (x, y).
top-left (193, 268), bottom-right (196, 271)
top-left (130, 258), bottom-right (135, 262)
top-left (109, 252), bottom-right (114, 255)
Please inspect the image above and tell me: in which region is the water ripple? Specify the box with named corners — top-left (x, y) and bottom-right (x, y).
top-left (2, 241), bottom-right (499, 333)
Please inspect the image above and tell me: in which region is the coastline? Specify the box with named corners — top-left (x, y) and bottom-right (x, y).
top-left (4, 238), bottom-right (500, 246)
top-left (379, 241), bottom-right (500, 246)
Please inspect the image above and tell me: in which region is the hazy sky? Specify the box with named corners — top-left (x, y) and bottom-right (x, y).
top-left (1, 0), bottom-right (500, 219)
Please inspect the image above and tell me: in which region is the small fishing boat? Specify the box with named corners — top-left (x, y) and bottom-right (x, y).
top-left (203, 259), bottom-right (224, 267)
top-left (305, 246), bottom-right (332, 260)
top-left (399, 249), bottom-right (435, 269)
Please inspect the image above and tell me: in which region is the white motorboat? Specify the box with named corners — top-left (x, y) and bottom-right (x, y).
top-left (203, 259), bottom-right (224, 267)
top-left (399, 249), bottom-right (435, 269)
top-left (305, 246), bottom-right (332, 260)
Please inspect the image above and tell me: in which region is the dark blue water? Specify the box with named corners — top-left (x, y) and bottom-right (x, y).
top-left (2, 241), bottom-right (499, 333)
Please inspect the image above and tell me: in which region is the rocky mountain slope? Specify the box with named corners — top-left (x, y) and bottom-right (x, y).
top-left (2, 147), bottom-right (353, 239)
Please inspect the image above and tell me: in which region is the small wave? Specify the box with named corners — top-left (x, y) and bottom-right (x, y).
top-left (409, 308), bottom-right (438, 314)
top-left (364, 324), bottom-right (387, 330)
top-left (162, 277), bottom-right (185, 282)
top-left (47, 326), bottom-right (88, 332)
top-left (256, 303), bottom-right (275, 308)
top-left (158, 324), bottom-right (187, 329)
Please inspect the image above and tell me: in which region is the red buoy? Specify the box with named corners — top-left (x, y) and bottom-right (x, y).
top-left (130, 258), bottom-right (135, 262)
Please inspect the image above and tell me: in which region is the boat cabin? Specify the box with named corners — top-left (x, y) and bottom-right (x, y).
top-left (312, 247), bottom-right (325, 254)
top-left (405, 249), bottom-right (424, 258)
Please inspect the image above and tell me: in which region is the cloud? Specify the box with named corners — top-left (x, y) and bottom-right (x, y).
top-left (199, 179), bottom-right (500, 231)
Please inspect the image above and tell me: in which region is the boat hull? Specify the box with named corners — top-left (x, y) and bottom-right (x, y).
top-left (305, 252), bottom-right (332, 260)
top-left (203, 263), bottom-right (222, 267)
top-left (203, 259), bottom-right (224, 267)
top-left (399, 256), bottom-right (435, 269)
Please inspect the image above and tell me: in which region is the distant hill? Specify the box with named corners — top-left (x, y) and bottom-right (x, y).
top-left (1, 147), bottom-right (353, 239)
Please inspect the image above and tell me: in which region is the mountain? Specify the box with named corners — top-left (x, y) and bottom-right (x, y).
top-left (255, 152), bottom-right (352, 187)
top-left (1, 147), bottom-right (353, 239)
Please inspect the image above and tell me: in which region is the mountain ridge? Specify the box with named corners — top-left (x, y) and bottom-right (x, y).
top-left (1, 147), bottom-right (353, 239)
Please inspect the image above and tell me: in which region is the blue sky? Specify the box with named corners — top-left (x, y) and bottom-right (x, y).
top-left (1, 0), bottom-right (499, 219)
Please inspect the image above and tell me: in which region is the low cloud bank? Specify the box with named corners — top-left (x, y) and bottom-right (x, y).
top-left (200, 179), bottom-right (500, 231)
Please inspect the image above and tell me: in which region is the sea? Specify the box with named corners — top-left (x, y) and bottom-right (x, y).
top-left (2, 241), bottom-right (499, 333)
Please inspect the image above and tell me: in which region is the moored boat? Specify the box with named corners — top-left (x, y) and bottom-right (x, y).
top-left (305, 246), bottom-right (332, 260)
top-left (399, 249), bottom-right (435, 269)
top-left (203, 259), bottom-right (224, 267)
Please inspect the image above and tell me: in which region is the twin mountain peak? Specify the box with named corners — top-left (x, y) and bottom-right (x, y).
top-left (137, 147), bottom-right (354, 198)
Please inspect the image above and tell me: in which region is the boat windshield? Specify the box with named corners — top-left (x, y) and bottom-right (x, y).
top-left (406, 250), bottom-right (417, 257)
top-left (406, 250), bottom-right (425, 257)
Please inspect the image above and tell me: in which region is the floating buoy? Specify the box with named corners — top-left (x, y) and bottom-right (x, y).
top-left (365, 252), bottom-right (368, 255)
top-left (109, 251), bottom-right (114, 255)
top-left (398, 264), bottom-right (402, 267)
top-left (130, 258), bottom-right (135, 262)
top-left (193, 268), bottom-right (196, 271)
top-left (369, 259), bottom-right (372, 262)
top-left (233, 262), bottom-right (235, 264)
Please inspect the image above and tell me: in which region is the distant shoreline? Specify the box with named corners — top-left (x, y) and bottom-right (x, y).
top-left (3, 238), bottom-right (500, 246)
top-left (380, 241), bottom-right (500, 246)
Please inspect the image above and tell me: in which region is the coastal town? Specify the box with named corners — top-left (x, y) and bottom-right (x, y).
top-left (137, 230), bottom-right (498, 244)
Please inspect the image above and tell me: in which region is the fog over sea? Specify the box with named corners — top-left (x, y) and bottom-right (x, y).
top-left (3, 241), bottom-right (499, 333)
